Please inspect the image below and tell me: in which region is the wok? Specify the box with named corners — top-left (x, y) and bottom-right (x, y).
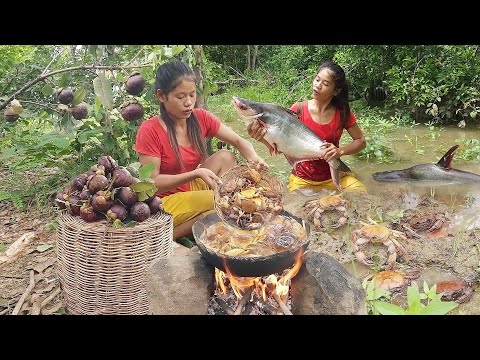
top-left (192, 211), bottom-right (310, 277)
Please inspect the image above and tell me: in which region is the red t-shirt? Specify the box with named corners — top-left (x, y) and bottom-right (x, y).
top-left (289, 101), bottom-right (357, 182)
top-left (134, 108), bottom-right (221, 197)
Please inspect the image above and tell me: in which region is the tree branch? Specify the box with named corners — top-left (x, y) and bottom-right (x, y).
top-left (0, 63), bottom-right (151, 111)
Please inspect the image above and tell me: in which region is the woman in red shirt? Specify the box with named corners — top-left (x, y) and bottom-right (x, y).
top-left (248, 60), bottom-right (367, 193)
top-left (135, 61), bottom-right (266, 242)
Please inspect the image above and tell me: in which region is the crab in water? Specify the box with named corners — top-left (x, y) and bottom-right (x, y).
top-left (401, 212), bottom-right (449, 239)
top-left (435, 279), bottom-right (473, 303)
top-left (304, 194), bottom-right (349, 230)
top-left (352, 220), bottom-right (408, 269)
top-left (368, 268), bottom-right (421, 293)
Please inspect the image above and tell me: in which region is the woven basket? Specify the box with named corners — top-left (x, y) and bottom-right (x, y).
top-left (56, 211), bottom-right (173, 315)
top-left (214, 164), bottom-right (285, 230)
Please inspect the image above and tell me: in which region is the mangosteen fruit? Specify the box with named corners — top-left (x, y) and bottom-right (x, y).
top-left (57, 87), bottom-right (74, 105)
top-left (91, 191), bottom-right (113, 212)
top-left (125, 72), bottom-right (146, 96)
top-left (147, 196), bottom-right (162, 215)
top-left (98, 155), bottom-right (117, 175)
top-left (106, 203), bottom-right (127, 222)
top-left (55, 191), bottom-right (67, 209)
top-left (4, 107), bottom-right (19, 122)
top-left (89, 164), bottom-right (106, 176)
top-left (71, 102), bottom-right (88, 120)
top-left (80, 204), bottom-right (98, 222)
top-left (79, 188), bottom-right (90, 201)
top-left (87, 174), bottom-right (109, 194)
top-left (116, 186), bottom-right (137, 206)
top-left (130, 202), bottom-right (151, 222)
top-left (66, 195), bottom-right (81, 216)
top-left (112, 167), bottom-right (133, 188)
top-left (121, 102), bottom-right (144, 122)
top-left (71, 173), bottom-right (88, 191)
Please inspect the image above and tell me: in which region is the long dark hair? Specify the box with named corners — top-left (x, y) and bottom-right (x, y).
top-left (155, 60), bottom-right (208, 171)
top-left (317, 61), bottom-right (350, 130)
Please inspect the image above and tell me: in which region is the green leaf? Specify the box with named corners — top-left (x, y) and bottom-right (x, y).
top-left (45, 220), bottom-right (58, 230)
top-left (71, 87), bottom-right (87, 106)
top-left (131, 181), bottom-right (157, 193)
top-left (146, 187), bottom-right (157, 197)
top-left (137, 192), bottom-right (149, 202)
top-left (172, 45), bottom-right (186, 56)
top-left (406, 284), bottom-right (422, 314)
top-left (138, 163), bottom-right (155, 180)
top-left (42, 84), bottom-right (54, 96)
top-left (0, 243), bottom-right (6, 252)
top-left (36, 244), bottom-right (53, 252)
top-left (374, 301), bottom-right (406, 315)
top-left (93, 72), bottom-right (113, 110)
top-left (419, 301), bottom-right (458, 315)
top-left (54, 307), bottom-right (67, 315)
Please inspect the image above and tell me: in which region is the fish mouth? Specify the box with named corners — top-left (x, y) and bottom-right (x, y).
top-left (231, 96), bottom-right (248, 111)
top-left (372, 170), bottom-right (407, 182)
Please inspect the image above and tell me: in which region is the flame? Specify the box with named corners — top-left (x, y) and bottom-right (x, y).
top-left (215, 250), bottom-right (305, 304)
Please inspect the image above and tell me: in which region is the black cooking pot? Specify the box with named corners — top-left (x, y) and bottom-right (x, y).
top-left (192, 211), bottom-right (310, 277)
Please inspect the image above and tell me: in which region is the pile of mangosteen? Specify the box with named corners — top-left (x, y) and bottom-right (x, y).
top-left (55, 155), bottom-right (162, 225)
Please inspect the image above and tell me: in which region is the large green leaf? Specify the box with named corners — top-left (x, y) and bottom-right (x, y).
top-left (419, 301), bottom-right (458, 315)
top-left (41, 84), bottom-right (54, 96)
top-left (172, 45), bottom-right (186, 56)
top-left (131, 182), bottom-right (157, 192)
top-left (93, 72), bottom-right (113, 110)
top-left (71, 87), bottom-right (87, 106)
top-left (138, 163), bottom-right (155, 180)
top-left (374, 301), bottom-right (406, 315)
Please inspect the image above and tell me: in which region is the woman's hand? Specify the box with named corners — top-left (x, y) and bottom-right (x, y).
top-left (194, 168), bottom-right (221, 189)
top-left (247, 120), bottom-right (267, 141)
top-left (247, 155), bottom-right (268, 169)
top-left (321, 143), bottom-right (344, 162)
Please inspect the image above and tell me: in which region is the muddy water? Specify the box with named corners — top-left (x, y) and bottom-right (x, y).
top-left (224, 119), bottom-right (480, 314)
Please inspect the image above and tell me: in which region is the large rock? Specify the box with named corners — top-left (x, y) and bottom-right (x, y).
top-left (291, 252), bottom-right (366, 315)
top-left (146, 248), bottom-right (214, 315)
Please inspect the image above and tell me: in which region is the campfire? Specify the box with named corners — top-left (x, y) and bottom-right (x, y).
top-left (207, 253), bottom-right (304, 315)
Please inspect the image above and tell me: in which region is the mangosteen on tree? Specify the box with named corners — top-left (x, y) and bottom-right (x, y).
top-left (130, 202), bottom-right (151, 222)
top-left (125, 71), bottom-right (146, 96)
top-left (121, 100), bottom-right (144, 122)
top-left (71, 102), bottom-right (88, 120)
top-left (4, 107), bottom-right (19, 122)
top-left (57, 87), bottom-right (74, 105)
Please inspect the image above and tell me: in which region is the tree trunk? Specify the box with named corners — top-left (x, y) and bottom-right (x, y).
top-left (252, 45), bottom-right (259, 71)
top-left (192, 45), bottom-right (206, 110)
top-left (246, 45), bottom-right (251, 71)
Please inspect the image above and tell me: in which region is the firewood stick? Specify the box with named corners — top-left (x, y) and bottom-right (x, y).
top-left (40, 288), bottom-right (61, 310)
top-left (234, 287), bottom-right (253, 315)
top-left (12, 270), bottom-right (35, 315)
top-left (255, 300), bottom-right (277, 315)
top-left (272, 293), bottom-right (293, 315)
top-left (214, 295), bottom-right (234, 315)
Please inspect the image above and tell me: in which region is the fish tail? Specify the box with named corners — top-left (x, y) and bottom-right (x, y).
top-left (329, 164), bottom-right (342, 192)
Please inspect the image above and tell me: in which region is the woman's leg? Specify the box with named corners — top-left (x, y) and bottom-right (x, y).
top-left (288, 173), bottom-right (367, 192)
top-left (199, 149), bottom-right (237, 176)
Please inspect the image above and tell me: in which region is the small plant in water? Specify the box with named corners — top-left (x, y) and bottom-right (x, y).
top-left (363, 279), bottom-right (459, 315)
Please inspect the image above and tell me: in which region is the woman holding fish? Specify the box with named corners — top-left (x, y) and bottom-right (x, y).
top-left (135, 61), bottom-right (266, 242)
top-left (246, 61), bottom-right (367, 192)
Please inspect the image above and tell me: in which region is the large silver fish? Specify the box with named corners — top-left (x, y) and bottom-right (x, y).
top-left (231, 96), bottom-right (351, 191)
top-left (372, 145), bottom-right (480, 184)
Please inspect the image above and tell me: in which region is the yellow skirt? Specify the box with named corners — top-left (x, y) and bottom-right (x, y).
top-left (288, 172), bottom-right (366, 192)
top-left (161, 178), bottom-right (215, 226)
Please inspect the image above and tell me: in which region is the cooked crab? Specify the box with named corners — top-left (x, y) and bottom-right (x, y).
top-left (304, 194), bottom-right (349, 229)
top-left (401, 212), bottom-right (449, 239)
top-left (435, 279), bottom-right (473, 303)
top-left (369, 268), bottom-right (420, 292)
top-left (352, 221), bottom-right (408, 269)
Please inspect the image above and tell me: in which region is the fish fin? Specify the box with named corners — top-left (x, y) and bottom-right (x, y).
top-left (436, 145), bottom-right (459, 168)
top-left (283, 108), bottom-right (301, 120)
top-left (284, 155), bottom-right (312, 167)
top-left (338, 159), bottom-right (351, 173)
